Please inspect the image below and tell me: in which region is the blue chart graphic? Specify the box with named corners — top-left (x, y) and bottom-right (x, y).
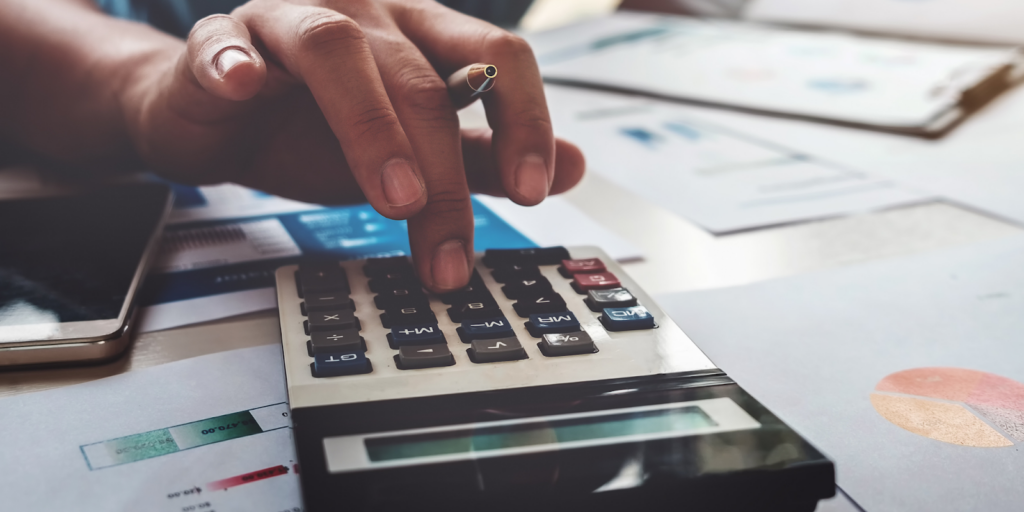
top-left (141, 191), bottom-right (535, 306)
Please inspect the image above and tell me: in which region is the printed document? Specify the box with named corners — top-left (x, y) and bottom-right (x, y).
top-left (657, 235), bottom-right (1024, 511)
top-left (0, 345), bottom-right (302, 512)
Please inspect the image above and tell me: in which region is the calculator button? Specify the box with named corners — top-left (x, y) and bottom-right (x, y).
top-left (447, 300), bottom-right (502, 323)
top-left (469, 337), bottom-right (527, 363)
top-left (457, 316), bottom-right (515, 343)
top-left (572, 272), bottom-right (621, 293)
top-left (437, 272), bottom-right (490, 304)
top-left (397, 344), bottom-right (455, 370)
top-left (373, 287), bottom-right (429, 311)
top-left (525, 311), bottom-right (581, 337)
top-left (305, 309), bottom-right (361, 333)
top-left (490, 264), bottom-right (541, 284)
top-left (585, 288), bottom-right (638, 312)
top-left (311, 350), bottom-right (371, 378)
top-left (559, 258), bottom-right (606, 276)
top-left (364, 258), bottom-right (411, 278)
top-left (600, 306), bottom-right (656, 331)
top-left (483, 247), bottom-right (571, 267)
top-left (308, 329), bottom-right (364, 355)
top-left (297, 266), bottom-right (349, 294)
top-left (302, 291), bottom-right (355, 313)
top-left (368, 270), bottom-right (420, 293)
top-left (538, 331), bottom-right (597, 357)
top-left (387, 323), bottom-right (446, 348)
top-left (502, 277), bottom-right (553, 300)
top-left (513, 293), bottom-right (567, 317)
top-left (380, 305), bottom-right (437, 328)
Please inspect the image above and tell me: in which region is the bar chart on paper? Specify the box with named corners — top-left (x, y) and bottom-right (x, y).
top-left (871, 367), bottom-right (1024, 447)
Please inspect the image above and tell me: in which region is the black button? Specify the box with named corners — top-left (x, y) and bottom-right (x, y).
top-left (513, 293), bottom-right (567, 317)
top-left (363, 256), bottom-right (412, 278)
top-left (297, 266), bottom-right (349, 295)
top-left (368, 269), bottom-right (420, 293)
top-left (396, 344), bottom-right (455, 369)
top-left (380, 305), bottom-right (437, 328)
top-left (307, 329), bottom-right (364, 356)
top-left (490, 264), bottom-right (541, 284)
top-left (305, 309), bottom-right (360, 333)
top-left (501, 277), bottom-right (553, 300)
top-left (302, 291), bottom-right (354, 313)
top-left (585, 287), bottom-right (639, 312)
top-left (538, 331), bottom-right (597, 357)
top-left (483, 247), bottom-right (571, 267)
top-left (447, 300), bottom-right (502, 323)
top-left (373, 287), bottom-right (429, 311)
top-left (437, 272), bottom-right (491, 304)
top-left (469, 337), bottom-right (527, 363)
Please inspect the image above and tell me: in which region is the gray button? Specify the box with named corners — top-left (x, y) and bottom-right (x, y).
top-left (469, 337), bottom-right (527, 363)
top-left (398, 344), bottom-right (454, 369)
top-left (539, 331), bottom-right (597, 357)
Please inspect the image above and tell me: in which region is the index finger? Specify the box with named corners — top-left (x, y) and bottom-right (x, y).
top-left (391, 3), bottom-right (555, 207)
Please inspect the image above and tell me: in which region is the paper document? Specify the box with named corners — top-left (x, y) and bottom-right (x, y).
top-left (530, 12), bottom-right (1020, 134)
top-left (746, 0), bottom-right (1024, 46)
top-left (545, 85), bottom-right (930, 233)
top-left (657, 235), bottom-right (1024, 511)
top-left (0, 345), bottom-right (302, 511)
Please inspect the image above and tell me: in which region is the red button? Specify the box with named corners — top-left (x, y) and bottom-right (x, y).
top-left (573, 272), bottom-right (620, 291)
top-left (561, 258), bottom-right (606, 274)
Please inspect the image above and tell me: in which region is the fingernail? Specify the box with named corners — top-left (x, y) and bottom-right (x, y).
top-left (381, 159), bottom-right (423, 207)
top-left (215, 48), bottom-right (250, 77)
top-left (432, 240), bottom-right (469, 290)
top-left (515, 153), bottom-right (550, 203)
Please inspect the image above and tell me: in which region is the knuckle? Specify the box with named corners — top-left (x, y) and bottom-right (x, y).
top-left (295, 11), bottom-right (366, 54)
top-left (484, 31), bottom-right (534, 59)
top-left (349, 103), bottom-right (402, 137)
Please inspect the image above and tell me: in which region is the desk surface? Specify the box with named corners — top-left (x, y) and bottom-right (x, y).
top-left (1, 169), bottom-right (1020, 398)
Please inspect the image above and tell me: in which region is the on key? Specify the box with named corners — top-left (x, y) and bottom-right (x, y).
top-left (380, 305), bottom-right (437, 328)
top-left (525, 311), bottom-right (581, 338)
top-left (513, 293), bottom-right (567, 317)
top-left (457, 316), bottom-right (515, 343)
top-left (601, 306), bottom-right (656, 331)
top-left (306, 309), bottom-right (360, 334)
top-left (311, 350), bottom-right (371, 378)
top-left (396, 344), bottom-right (455, 370)
top-left (502, 277), bottom-right (553, 300)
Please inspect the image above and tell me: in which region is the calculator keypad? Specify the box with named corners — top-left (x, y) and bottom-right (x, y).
top-left (288, 247), bottom-right (659, 379)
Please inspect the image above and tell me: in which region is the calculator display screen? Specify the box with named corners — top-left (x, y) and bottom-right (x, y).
top-left (0, 184), bottom-right (170, 337)
top-left (365, 406), bottom-right (716, 463)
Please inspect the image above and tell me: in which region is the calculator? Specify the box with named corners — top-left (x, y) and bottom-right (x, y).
top-left (274, 246), bottom-right (835, 511)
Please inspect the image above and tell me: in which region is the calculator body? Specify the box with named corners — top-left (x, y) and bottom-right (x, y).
top-left (275, 247), bottom-right (834, 511)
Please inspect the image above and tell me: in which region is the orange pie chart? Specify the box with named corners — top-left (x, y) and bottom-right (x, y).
top-left (871, 368), bottom-right (1024, 447)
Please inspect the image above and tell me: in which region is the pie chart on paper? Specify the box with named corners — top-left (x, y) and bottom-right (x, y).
top-left (870, 368), bottom-right (1024, 447)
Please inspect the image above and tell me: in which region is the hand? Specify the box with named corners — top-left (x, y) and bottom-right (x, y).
top-left (122, 0), bottom-right (585, 292)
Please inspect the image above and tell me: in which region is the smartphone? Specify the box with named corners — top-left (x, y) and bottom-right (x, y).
top-left (0, 183), bottom-right (172, 367)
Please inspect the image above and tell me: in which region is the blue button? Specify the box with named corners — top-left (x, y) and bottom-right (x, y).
top-left (526, 311), bottom-right (581, 337)
top-left (312, 350), bottom-right (371, 377)
top-left (459, 316), bottom-right (515, 342)
top-left (600, 306), bottom-right (655, 331)
top-left (388, 323), bottom-right (445, 348)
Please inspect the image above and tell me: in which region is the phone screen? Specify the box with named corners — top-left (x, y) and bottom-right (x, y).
top-left (0, 183), bottom-right (170, 330)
